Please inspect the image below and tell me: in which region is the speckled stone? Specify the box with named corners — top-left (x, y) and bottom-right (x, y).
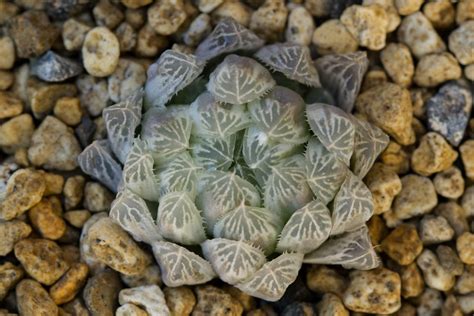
top-left (417, 249), bottom-right (455, 291)
top-left (460, 140), bottom-right (474, 181)
top-left (0, 70), bottom-right (14, 91)
top-left (0, 37), bottom-right (15, 70)
top-left (116, 304), bottom-right (148, 316)
top-left (115, 22), bottom-right (138, 52)
top-left (107, 59), bottom-right (146, 103)
top-left (250, 0), bottom-right (288, 42)
top-left (119, 285), bottom-right (170, 315)
top-left (417, 288), bottom-right (443, 316)
top-left (212, 1), bottom-right (252, 27)
top-left (121, 0), bottom-right (152, 9)
top-left (419, 215), bottom-right (455, 244)
top-left (224, 286), bottom-right (255, 312)
top-left (193, 285), bottom-right (244, 316)
top-left (380, 43), bottom-right (414, 87)
top-left (455, 265), bottom-right (474, 294)
top-left (28, 198), bottom-right (67, 240)
top-left (62, 298), bottom-right (89, 316)
top-left (411, 132), bottom-right (458, 176)
top-left (30, 83), bottom-right (77, 119)
top-left (285, 6), bottom-right (314, 46)
top-left (93, 0), bottom-right (124, 29)
top-left (395, 0), bottom-right (423, 15)
top-left (433, 166), bottom-right (465, 199)
top-left (457, 232), bottom-right (474, 265)
top-left (83, 182), bottom-right (114, 212)
top-left (312, 19), bottom-right (358, 55)
top-left (461, 186), bottom-right (474, 217)
top-left (436, 245), bottom-right (463, 278)
top-left (83, 269), bottom-right (122, 316)
top-left (449, 21), bottom-right (474, 65)
top-left (364, 162), bottom-right (402, 215)
top-left (82, 27), bottom-right (120, 77)
top-left (363, 0), bottom-right (400, 32)
top-left (379, 141), bottom-right (410, 174)
top-left (76, 75), bottom-right (110, 117)
top-left (317, 293), bottom-right (349, 316)
top-left (434, 202), bottom-right (469, 237)
top-left (306, 265), bottom-right (347, 297)
top-left (62, 18), bottom-right (92, 51)
top-left (0, 262), bottom-right (24, 301)
top-left (31, 51), bottom-right (82, 83)
top-left (399, 262), bottom-right (424, 299)
top-left (147, 0), bottom-right (187, 36)
top-left (49, 263), bottom-right (89, 305)
top-left (343, 268), bottom-right (401, 314)
top-left (381, 224), bottom-right (423, 265)
top-left (135, 23), bottom-right (169, 58)
top-left (163, 286), bottom-right (196, 316)
top-left (423, 0), bottom-right (455, 29)
top-left (16, 279), bottom-right (59, 316)
top-left (0, 220), bottom-right (31, 256)
top-left (121, 264), bottom-right (162, 288)
top-left (54, 97), bottom-right (83, 126)
top-left (414, 52), bottom-right (462, 87)
top-left (442, 295), bottom-right (464, 316)
top-left (0, 114), bottom-right (35, 149)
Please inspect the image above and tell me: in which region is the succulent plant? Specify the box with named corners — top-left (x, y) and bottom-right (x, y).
top-left (78, 18), bottom-right (389, 301)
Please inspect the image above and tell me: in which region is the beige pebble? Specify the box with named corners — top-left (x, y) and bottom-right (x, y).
top-left (395, 0), bottom-right (424, 15)
top-left (423, 0), bottom-right (455, 29)
top-left (116, 22), bottom-right (138, 52)
top-left (449, 21), bottom-right (474, 65)
top-left (164, 286), bottom-right (196, 316)
top-left (0, 262), bottom-right (24, 301)
top-left (63, 176), bottom-right (85, 210)
top-left (193, 285), bottom-right (244, 316)
top-left (458, 293), bottom-right (474, 314)
top-left (435, 202), bottom-right (469, 237)
top-left (461, 185), bottom-right (474, 217)
top-left (356, 82), bottom-right (415, 145)
top-left (433, 166), bottom-right (465, 199)
top-left (0, 70), bottom-right (14, 91)
top-left (75, 74), bottom-right (109, 117)
top-left (393, 174), bottom-right (438, 220)
top-left (399, 263), bottom-right (423, 298)
top-left (0, 2), bottom-right (19, 25)
top-left (28, 198), bottom-right (66, 240)
top-left (93, 0), bottom-right (124, 29)
top-left (83, 269), bottom-right (122, 316)
top-left (84, 182), bottom-right (114, 212)
top-left (16, 279), bottom-right (59, 316)
top-left (411, 132), bottom-right (458, 176)
top-left (125, 8), bottom-right (146, 29)
top-left (465, 64), bottom-right (474, 81)
top-left (82, 27), bottom-right (120, 77)
top-left (455, 265), bottom-right (474, 294)
top-left (363, 0), bottom-right (401, 32)
top-left (312, 19), bottom-right (358, 55)
top-left (456, 0), bottom-right (474, 24)
top-left (39, 171), bottom-right (64, 196)
top-left (397, 12), bottom-right (446, 59)
top-left (306, 265), bottom-right (347, 297)
top-left (147, 0), bottom-right (187, 36)
top-left (14, 238), bottom-right (69, 285)
top-left (340, 4), bottom-right (388, 51)
top-left (121, 264), bottom-right (162, 288)
top-left (49, 263), bottom-right (89, 305)
top-left (250, 0), bottom-right (288, 42)
top-left (379, 141), bottom-right (410, 174)
top-left (460, 139), bottom-right (474, 180)
top-left (457, 232), bottom-right (474, 264)
top-left (121, 0), bottom-right (152, 9)
top-left (417, 288), bottom-right (443, 316)
top-left (211, 0), bottom-right (252, 27)
top-left (304, 0), bottom-right (330, 17)
top-left (381, 224), bottom-right (423, 265)
top-left (420, 215), bottom-right (455, 244)
top-left (62, 298), bottom-right (90, 316)
top-left (436, 245), bottom-right (464, 276)
top-left (366, 215), bottom-right (387, 252)
top-left (285, 6), bottom-right (314, 46)
top-left (317, 293), bottom-right (349, 316)
top-left (107, 59), bottom-right (146, 103)
top-left (360, 68), bottom-right (388, 92)
top-left (62, 18), bottom-right (92, 51)
top-left (414, 52), bottom-right (462, 87)
top-left (380, 43), bottom-right (414, 87)
top-left (197, 0), bottom-right (223, 13)
top-left (116, 304), bottom-right (148, 316)
top-left (441, 296), bottom-right (464, 316)
top-left (0, 220), bottom-right (32, 256)
top-left (80, 212), bottom-right (108, 273)
top-left (135, 23), bottom-right (169, 58)
top-left (119, 285), bottom-right (170, 315)
top-left (64, 210), bottom-right (91, 228)
top-left (0, 114), bottom-right (35, 148)
top-left (30, 83), bottom-right (77, 119)
top-left (0, 91), bottom-right (23, 119)
top-left (53, 97), bottom-right (82, 126)
top-left (417, 249), bottom-right (456, 291)
top-left (364, 162), bottom-right (401, 215)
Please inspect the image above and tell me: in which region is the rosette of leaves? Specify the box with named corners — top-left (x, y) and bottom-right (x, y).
top-left (78, 18), bottom-right (389, 301)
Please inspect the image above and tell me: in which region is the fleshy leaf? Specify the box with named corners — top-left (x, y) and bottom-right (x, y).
top-left (196, 170), bottom-right (261, 230)
top-left (248, 86), bottom-right (309, 144)
top-left (305, 137), bottom-right (347, 204)
top-left (77, 140), bottom-right (122, 193)
top-left (236, 252), bottom-right (304, 302)
top-left (191, 135), bottom-right (236, 171)
top-left (330, 171), bottom-right (374, 236)
top-left (152, 241), bottom-right (216, 286)
top-left (109, 189), bottom-right (162, 244)
top-left (190, 92), bottom-right (251, 138)
top-left (213, 204), bottom-right (281, 255)
top-left (306, 103), bottom-right (355, 166)
top-left (276, 200), bottom-right (332, 254)
top-left (144, 50), bottom-right (205, 109)
top-left (264, 155), bottom-right (313, 219)
top-left (304, 225), bottom-right (380, 270)
top-left (141, 107), bottom-right (192, 163)
top-left (103, 90), bottom-right (143, 163)
top-left (123, 139), bottom-right (160, 201)
top-left (202, 238), bottom-right (266, 284)
top-left (255, 43), bottom-right (321, 87)
top-left (195, 18), bottom-right (264, 61)
top-left (158, 153), bottom-right (200, 200)
top-left (157, 192), bottom-right (206, 245)
top-left (314, 51), bottom-right (369, 113)
top-left (207, 54), bottom-right (275, 105)
top-left (351, 119), bottom-right (390, 178)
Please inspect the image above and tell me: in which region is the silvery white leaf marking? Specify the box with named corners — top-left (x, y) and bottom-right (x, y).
top-left (191, 134), bottom-right (236, 171)
top-left (248, 86), bottom-right (309, 144)
top-left (305, 137), bottom-right (347, 204)
top-left (157, 192), bottom-right (206, 245)
top-left (314, 51), bottom-right (369, 113)
top-left (190, 92), bottom-right (251, 138)
top-left (264, 155), bottom-right (314, 219)
top-left (304, 225), bottom-right (380, 270)
top-left (141, 107), bottom-right (192, 163)
top-left (152, 241), bottom-right (216, 286)
top-left (213, 204), bottom-right (282, 255)
top-left (103, 90), bottom-right (143, 163)
top-left (118, 285), bottom-right (170, 316)
top-left (306, 103), bottom-right (355, 166)
top-left (144, 50), bottom-right (205, 109)
top-left (255, 43), bottom-right (321, 87)
top-left (110, 189), bottom-right (162, 244)
top-left (195, 18), bottom-right (264, 61)
top-left (77, 140), bottom-right (122, 193)
top-left (351, 119), bottom-right (390, 179)
top-left (276, 200), bottom-right (332, 254)
top-left (207, 54), bottom-right (275, 105)
top-left (202, 238), bottom-right (266, 284)
top-left (158, 153), bottom-right (200, 200)
top-left (330, 171), bottom-right (374, 236)
top-left (196, 170), bottom-right (261, 230)
top-left (236, 252), bottom-right (304, 302)
top-left (123, 139), bottom-right (160, 201)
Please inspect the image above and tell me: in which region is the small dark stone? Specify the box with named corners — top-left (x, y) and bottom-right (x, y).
top-left (31, 51), bottom-right (83, 82)
top-left (427, 82), bottom-right (473, 147)
top-left (281, 302), bottom-right (317, 316)
top-left (45, 0), bottom-right (93, 21)
top-left (330, 0), bottom-right (363, 18)
top-left (75, 115), bottom-right (97, 148)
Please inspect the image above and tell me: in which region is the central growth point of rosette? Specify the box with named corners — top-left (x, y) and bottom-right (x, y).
top-left (78, 18), bottom-right (389, 301)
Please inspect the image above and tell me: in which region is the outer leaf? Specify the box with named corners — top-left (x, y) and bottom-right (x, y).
top-left (141, 107), bottom-right (192, 163)
top-left (306, 103), bottom-right (355, 166)
top-left (123, 139), bottom-right (160, 201)
top-left (195, 18), bottom-right (264, 61)
top-left (201, 238), bottom-right (266, 284)
top-left (255, 43), bottom-right (321, 87)
top-left (190, 92), bottom-right (251, 138)
top-left (196, 170), bottom-right (261, 230)
top-left (351, 119), bottom-right (390, 178)
top-left (110, 189), bottom-right (162, 244)
top-left (103, 90), bottom-right (143, 163)
top-left (264, 155), bottom-right (313, 219)
top-left (236, 252), bottom-right (304, 302)
top-left (158, 153), bottom-right (200, 200)
top-left (330, 171), bottom-right (374, 236)
top-left (157, 192), bottom-right (206, 245)
top-left (152, 241), bottom-right (216, 286)
top-left (305, 137), bottom-right (347, 204)
top-left (144, 50), bottom-right (205, 109)
top-left (314, 51), bottom-right (369, 113)
top-left (213, 204), bottom-right (281, 255)
top-left (248, 86), bottom-right (309, 144)
top-left (276, 200), bottom-right (332, 254)
top-left (77, 140), bottom-right (122, 193)
top-left (304, 225), bottom-right (380, 270)
top-left (191, 134), bottom-right (236, 171)
top-left (208, 54), bottom-right (275, 105)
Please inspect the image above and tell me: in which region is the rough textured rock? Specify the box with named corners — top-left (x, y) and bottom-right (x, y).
top-left (163, 286), bottom-right (196, 316)
top-left (116, 22), bottom-right (138, 52)
top-left (399, 263), bottom-right (424, 298)
top-left (411, 132), bottom-right (458, 176)
top-left (76, 75), bottom-right (110, 117)
top-left (135, 24), bottom-right (169, 58)
top-left (250, 0), bottom-right (288, 42)
top-left (49, 263), bottom-right (89, 305)
top-left (285, 6), bottom-right (314, 46)
top-left (419, 215), bottom-right (455, 244)
top-left (317, 293), bottom-right (349, 316)
top-left (456, 265), bottom-right (474, 294)
top-left (436, 245), bottom-right (464, 277)
top-left (193, 285), bottom-right (244, 316)
top-left (62, 18), bottom-right (92, 51)
top-left (82, 27), bottom-right (120, 77)
top-left (64, 210), bottom-right (91, 228)
top-left (381, 224), bottom-right (423, 265)
top-left (31, 51), bottom-right (83, 82)
top-left (0, 262), bottom-right (24, 301)
top-left (435, 202), bottom-right (469, 237)
top-left (83, 269), bottom-right (122, 316)
top-left (417, 288), bottom-right (443, 316)
top-left (30, 83), bottom-right (77, 119)
top-left (311, 19), bottom-right (358, 55)
top-left (147, 0), bottom-right (187, 36)
top-left (449, 21), bottom-right (474, 65)
top-left (364, 162), bottom-right (401, 215)
top-left (0, 220), bottom-right (32, 256)
top-left (460, 140), bottom-right (474, 181)
top-left (379, 141), bottom-right (409, 174)
top-left (380, 43), bottom-right (414, 87)
top-left (343, 268), bottom-right (401, 314)
top-left (83, 182), bottom-right (114, 212)
top-left (457, 232), bottom-right (474, 265)
top-left (0, 114), bottom-right (35, 148)
top-left (423, 0), bottom-right (455, 29)
top-left (14, 238), bottom-right (69, 285)
top-left (210, 1), bottom-right (251, 28)
top-left (434, 166), bottom-right (465, 199)
top-left (63, 175), bottom-right (85, 210)
top-left (28, 198), bottom-right (67, 240)
top-left (54, 97), bottom-right (83, 126)
top-left (306, 265), bottom-right (347, 297)
top-left (16, 279), bottom-right (59, 316)
top-left (414, 53), bottom-right (462, 87)
top-left (119, 285), bottom-right (170, 315)
top-left (0, 36), bottom-right (15, 70)
top-left (116, 304), bottom-right (148, 316)
top-left (395, 0), bottom-right (423, 15)
top-left (107, 59), bottom-right (146, 103)
top-left (417, 249), bottom-right (455, 291)
top-left (462, 186), bottom-right (474, 217)
top-left (121, 264), bottom-right (162, 288)
top-left (93, 0), bottom-right (124, 29)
